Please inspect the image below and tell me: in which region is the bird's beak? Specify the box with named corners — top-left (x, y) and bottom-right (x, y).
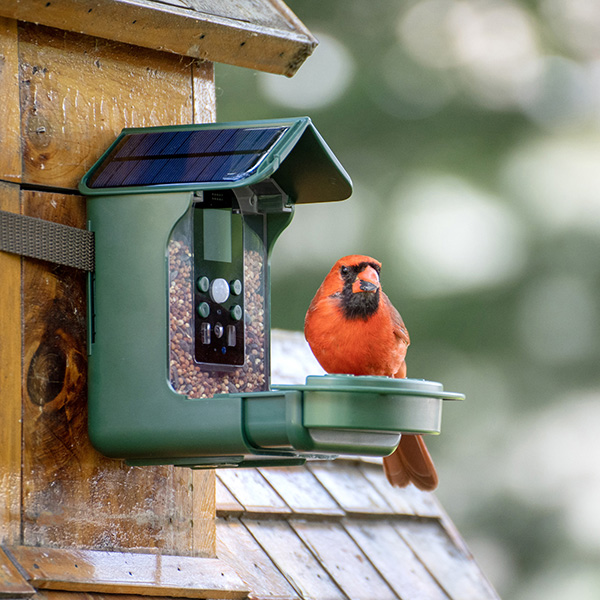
top-left (352, 265), bottom-right (380, 294)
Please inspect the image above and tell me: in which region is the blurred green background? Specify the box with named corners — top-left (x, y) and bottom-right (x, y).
top-left (216, 1), bottom-right (600, 598)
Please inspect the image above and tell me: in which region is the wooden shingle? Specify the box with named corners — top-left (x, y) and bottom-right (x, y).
top-left (307, 460), bottom-right (396, 516)
top-left (217, 519), bottom-right (299, 600)
top-left (258, 466), bottom-right (344, 518)
top-left (217, 468), bottom-right (291, 517)
top-left (290, 520), bottom-right (397, 600)
top-left (344, 519), bottom-right (450, 600)
top-left (243, 519), bottom-right (346, 600)
top-left (216, 459), bottom-right (501, 600)
top-left (398, 520), bottom-right (499, 600)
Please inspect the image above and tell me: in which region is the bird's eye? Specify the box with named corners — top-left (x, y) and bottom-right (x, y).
top-left (340, 266), bottom-right (349, 276)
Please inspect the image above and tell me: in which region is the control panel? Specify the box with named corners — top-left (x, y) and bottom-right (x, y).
top-left (193, 191), bottom-right (244, 366)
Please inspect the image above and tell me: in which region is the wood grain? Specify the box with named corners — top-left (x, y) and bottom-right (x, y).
top-left (217, 469), bottom-right (291, 516)
top-left (217, 519), bottom-right (299, 600)
top-left (192, 60), bottom-right (216, 124)
top-left (344, 519), bottom-right (450, 600)
top-left (243, 519), bottom-right (345, 600)
top-left (0, 181), bottom-right (22, 545)
top-left (258, 466), bottom-right (345, 517)
top-left (18, 23), bottom-right (195, 190)
top-left (192, 470), bottom-right (217, 557)
top-left (398, 520), bottom-right (499, 600)
top-left (20, 190), bottom-right (213, 557)
top-left (307, 460), bottom-right (395, 516)
top-left (8, 546), bottom-right (247, 599)
top-left (215, 477), bottom-right (244, 517)
top-left (358, 461), bottom-right (443, 517)
top-left (0, 0), bottom-right (316, 76)
top-left (0, 18), bottom-right (21, 183)
top-left (290, 520), bottom-right (397, 600)
top-left (0, 548), bottom-right (35, 598)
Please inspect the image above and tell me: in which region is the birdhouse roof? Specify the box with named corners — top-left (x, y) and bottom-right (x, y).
top-left (216, 459), bottom-right (501, 600)
top-left (79, 118), bottom-right (353, 204)
top-left (0, 0), bottom-right (316, 76)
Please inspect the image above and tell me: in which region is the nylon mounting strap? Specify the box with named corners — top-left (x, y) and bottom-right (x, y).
top-left (0, 210), bottom-right (95, 272)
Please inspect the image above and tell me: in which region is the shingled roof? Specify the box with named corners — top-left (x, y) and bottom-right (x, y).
top-left (214, 330), bottom-right (501, 600)
top-left (216, 459), bottom-right (499, 600)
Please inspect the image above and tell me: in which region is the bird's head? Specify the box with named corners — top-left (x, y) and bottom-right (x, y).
top-left (326, 255), bottom-right (382, 319)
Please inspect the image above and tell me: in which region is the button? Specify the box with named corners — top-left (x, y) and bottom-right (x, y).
top-left (200, 322), bottom-right (211, 344)
top-left (214, 322), bottom-right (224, 338)
top-left (197, 276), bottom-right (210, 293)
top-left (230, 279), bottom-right (242, 296)
top-left (210, 278), bottom-right (230, 304)
top-left (227, 325), bottom-right (236, 347)
top-left (230, 304), bottom-right (243, 321)
top-left (197, 302), bottom-right (210, 318)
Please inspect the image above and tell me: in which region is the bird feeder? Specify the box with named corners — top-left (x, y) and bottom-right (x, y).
top-left (80, 117), bottom-right (463, 468)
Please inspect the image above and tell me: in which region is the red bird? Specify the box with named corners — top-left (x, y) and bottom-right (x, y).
top-left (304, 254), bottom-right (438, 491)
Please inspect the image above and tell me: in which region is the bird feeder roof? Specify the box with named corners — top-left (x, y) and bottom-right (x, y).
top-left (216, 458), bottom-right (501, 600)
top-left (79, 117), bottom-right (353, 204)
top-left (0, 0), bottom-right (317, 76)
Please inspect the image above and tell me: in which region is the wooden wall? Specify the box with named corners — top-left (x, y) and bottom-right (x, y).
top-left (0, 18), bottom-right (217, 559)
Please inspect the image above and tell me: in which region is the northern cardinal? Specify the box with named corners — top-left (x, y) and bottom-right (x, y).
top-left (304, 254), bottom-right (438, 491)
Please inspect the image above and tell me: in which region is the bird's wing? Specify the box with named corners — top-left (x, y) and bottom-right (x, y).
top-left (382, 292), bottom-right (410, 347)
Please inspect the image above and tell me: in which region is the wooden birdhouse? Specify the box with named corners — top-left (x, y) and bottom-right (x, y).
top-left (0, 2), bottom-right (500, 599)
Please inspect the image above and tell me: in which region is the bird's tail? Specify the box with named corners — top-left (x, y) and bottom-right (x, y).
top-left (382, 434), bottom-right (438, 492)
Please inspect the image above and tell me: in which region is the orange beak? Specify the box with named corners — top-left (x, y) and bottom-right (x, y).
top-left (352, 265), bottom-right (380, 294)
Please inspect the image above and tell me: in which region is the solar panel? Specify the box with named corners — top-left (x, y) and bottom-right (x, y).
top-left (87, 126), bottom-right (289, 189)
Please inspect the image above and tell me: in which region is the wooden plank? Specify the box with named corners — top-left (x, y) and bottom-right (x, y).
top-left (358, 461), bottom-right (442, 517)
top-left (40, 592), bottom-right (229, 600)
top-left (217, 469), bottom-right (291, 516)
top-left (20, 190), bottom-right (211, 557)
top-left (258, 466), bottom-right (345, 517)
top-left (0, 18), bottom-right (21, 183)
top-left (0, 548), bottom-right (36, 598)
top-left (307, 460), bottom-right (394, 516)
top-left (243, 519), bottom-right (346, 600)
top-left (290, 520), bottom-right (398, 600)
top-left (192, 470), bottom-right (217, 557)
top-left (0, 0), bottom-right (317, 76)
top-left (399, 485), bottom-right (444, 518)
top-left (192, 60), bottom-right (216, 124)
top-left (344, 519), bottom-right (450, 600)
top-left (0, 181), bottom-right (22, 545)
top-left (217, 519), bottom-right (299, 600)
top-left (18, 22), bottom-right (195, 190)
top-left (397, 521), bottom-right (500, 600)
top-left (8, 546), bottom-right (247, 599)
top-left (215, 477), bottom-right (244, 517)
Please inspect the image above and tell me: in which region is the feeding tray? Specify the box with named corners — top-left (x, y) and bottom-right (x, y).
top-left (80, 117), bottom-right (464, 469)
top-left (247, 375), bottom-right (464, 457)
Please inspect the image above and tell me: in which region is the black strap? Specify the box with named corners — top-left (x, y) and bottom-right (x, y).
top-left (0, 210), bottom-right (95, 271)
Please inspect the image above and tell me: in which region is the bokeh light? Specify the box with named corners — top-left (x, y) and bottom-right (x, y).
top-left (392, 174), bottom-right (527, 295)
top-left (216, 1), bottom-right (600, 597)
top-left (258, 32), bottom-right (354, 110)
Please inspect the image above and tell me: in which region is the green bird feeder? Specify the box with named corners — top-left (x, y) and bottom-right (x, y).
top-left (80, 117), bottom-right (463, 468)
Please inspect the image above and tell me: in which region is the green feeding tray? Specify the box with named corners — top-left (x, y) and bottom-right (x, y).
top-left (80, 117), bottom-right (464, 469)
top-left (248, 375), bottom-right (464, 457)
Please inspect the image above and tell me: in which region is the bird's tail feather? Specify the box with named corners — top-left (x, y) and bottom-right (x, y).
top-left (383, 434), bottom-right (438, 491)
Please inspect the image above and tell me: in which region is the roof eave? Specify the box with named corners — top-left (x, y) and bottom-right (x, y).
top-left (0, 0), bottom-right (318, 77)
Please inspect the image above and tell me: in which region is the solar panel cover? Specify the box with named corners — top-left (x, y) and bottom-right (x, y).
top-left (87, 126), bottom-right (288, 189)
